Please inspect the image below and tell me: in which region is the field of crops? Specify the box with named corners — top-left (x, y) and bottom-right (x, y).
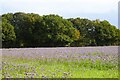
top-left (1, 46), bottom-right (118, 78)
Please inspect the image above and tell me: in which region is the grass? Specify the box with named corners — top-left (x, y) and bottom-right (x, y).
top-left (2, 53), bottom-right (118, 78)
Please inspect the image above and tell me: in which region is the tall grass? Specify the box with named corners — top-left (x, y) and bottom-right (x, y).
top-left (2, 52), bottom-right (118, 78)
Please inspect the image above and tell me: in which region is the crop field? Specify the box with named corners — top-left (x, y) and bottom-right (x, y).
top-left (1, 46), bottom-right (119, 78)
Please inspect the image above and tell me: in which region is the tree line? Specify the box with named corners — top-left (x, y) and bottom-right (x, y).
top-left (1, 12), bottom-right (120, 48)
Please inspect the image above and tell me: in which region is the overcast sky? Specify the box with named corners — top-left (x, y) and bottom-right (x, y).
top-left (0, 0), bottom-right (119, 27)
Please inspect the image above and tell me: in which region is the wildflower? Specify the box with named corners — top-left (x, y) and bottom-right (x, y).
top-left (42, 75), bottom-right (47, 78)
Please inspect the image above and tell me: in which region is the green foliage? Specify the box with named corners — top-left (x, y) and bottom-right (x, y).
top-left (1, 12), bottom-right (120, 48)
top-left (0, 17), bottom-right (2, 48)
top-left (37, 14), bottom-right (80, 47)
top-left (93, 20), bottom-right (119, 46)
top-left (2, 17), bottom-right (16, 48)
top-left (11, 12), bottom-right (36, 47)
top-left (69, 18), bottom-right (97, 46)
top-left (69, 18), bottom-right (119, 46)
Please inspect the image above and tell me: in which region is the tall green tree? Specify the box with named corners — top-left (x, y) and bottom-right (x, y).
top-left (0, 17), bottom-right (2, 48)
top-left (93, 20), bottom-right (118, 46)
top-left (34, 14), bottom-right (80, 47)
top-left (68, 18), bottom-right (97, 46)
top-left (9, 12), bottom-right (42, 47)
top-left (2, 17), bottom-right (16, 48)
top-left (1, 12), bottom-right (119, 48)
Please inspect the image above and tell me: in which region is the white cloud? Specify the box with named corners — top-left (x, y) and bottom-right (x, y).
top-left (0, 0), bottom-right (119, 14)
top-left (0, 0), bottom-right (119, 27)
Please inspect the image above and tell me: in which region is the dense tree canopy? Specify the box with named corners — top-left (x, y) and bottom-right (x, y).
top-left (1, 12), bottom-right (120, 48)
top-left (68, 18), bottom-right (119, 46)
top-left (38, 15), bottom-right (80, 47)
top-left (2, 17), bottom-right (16, 48)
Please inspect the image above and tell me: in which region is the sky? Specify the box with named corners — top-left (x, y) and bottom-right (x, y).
top-left (0, 0), bottom-right (119, 28)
